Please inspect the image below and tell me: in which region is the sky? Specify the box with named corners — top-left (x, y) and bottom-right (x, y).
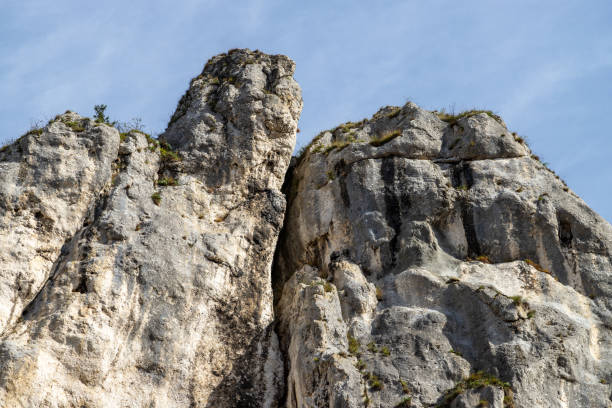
top-left (1, 1), bottom-right (611, 222)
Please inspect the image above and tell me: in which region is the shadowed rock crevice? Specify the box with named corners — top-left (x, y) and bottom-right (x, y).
top-left (334, 159), bottom-right (352, 209)
top-left (460, 201), bottom-right (482, 259)
top-left (380, 157), bottom-right (402, 271)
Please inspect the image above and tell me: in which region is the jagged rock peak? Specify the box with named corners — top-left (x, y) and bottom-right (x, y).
top-left (0, 49), bottom-right (301, 407)
top-left (163, 48), bottom-right (302, 198)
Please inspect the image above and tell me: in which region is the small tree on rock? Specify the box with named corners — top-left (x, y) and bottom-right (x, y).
top-left (94, 104), bottom-right (111, 124)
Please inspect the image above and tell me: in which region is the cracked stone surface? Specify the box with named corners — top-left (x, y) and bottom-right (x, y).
top-left (275, 103), bottom-right (612, 407)
top-left (0, 49), bottom-right (301, 407)
top-left (0, 50), bottom-right (610, 408)
top-left (0, 115), bottom-right (119, 337)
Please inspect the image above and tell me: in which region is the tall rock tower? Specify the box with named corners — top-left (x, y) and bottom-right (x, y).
top-left (0, 49), bottom-right (302, 407)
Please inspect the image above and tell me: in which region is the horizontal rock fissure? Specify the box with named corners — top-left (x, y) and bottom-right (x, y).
top-left (317, 151), bottom-right (530, 169)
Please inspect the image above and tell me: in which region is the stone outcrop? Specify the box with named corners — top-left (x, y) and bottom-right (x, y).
top-left (0, 115), bottom-right (119, 336)
top-left (275, 104), bottom-right (612, 407)
top-left (0, 49), bottom-right (301, 407)
top-left (0, 50), bottom-right (610, 408)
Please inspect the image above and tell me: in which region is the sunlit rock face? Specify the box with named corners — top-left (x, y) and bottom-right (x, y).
top-left (275, 104), bottom-right (612, 408)
top-left (0, 49), bottom-right (302, 407)
top-left (0, 50), bottom-right (610, 408)
top-left (0, 113), bottom-right (119, 338)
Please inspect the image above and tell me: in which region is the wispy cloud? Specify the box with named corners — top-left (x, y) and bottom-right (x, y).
top-left (0, 0), bottom-right (611, 220)
top-left (501, 42), bottom-right (612, 119)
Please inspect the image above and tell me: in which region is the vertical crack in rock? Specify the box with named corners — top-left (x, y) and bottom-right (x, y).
top-left (460, 200), bottom-right (482, 259)
top-left (380, 157), bottom-right (402, 270)
top-left (450, 161), bottom-right (482, 258)
top-left (558, 214), bottom-right (574, 248)
top-left (334, 159), bottom-right (352, 209)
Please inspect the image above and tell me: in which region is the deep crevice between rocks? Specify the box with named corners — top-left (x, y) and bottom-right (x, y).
top-left (270, 158), bottom-right (298, 407)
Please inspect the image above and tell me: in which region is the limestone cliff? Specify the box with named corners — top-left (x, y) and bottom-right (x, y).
top-left (275, 104), bottom-right (612, 408)
top-left (0, 50), bottom-right (610, 408)
top-left (0, 49), bottom-right (301, 407)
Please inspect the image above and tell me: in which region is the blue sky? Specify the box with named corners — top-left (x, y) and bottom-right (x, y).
top-left (1, 1), bottom-right (611, 222)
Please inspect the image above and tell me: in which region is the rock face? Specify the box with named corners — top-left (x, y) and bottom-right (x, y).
top-left (275, 104), bottom-right (612, 407)
top-left (0, 115), bottom-right (119, 337)
top-left (0, 50), bottom-right (610, 408)
top-left (0, 49), bottom-right (301, 407)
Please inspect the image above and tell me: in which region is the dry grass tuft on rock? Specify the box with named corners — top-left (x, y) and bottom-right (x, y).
top-left (369, 129), bottom-right (401, 147)
top-left (151, 192), bottom-right (161, 206)
top-left (437, 371), bottom-right (513, 408)
top-left (436, 109), bottom-right (503, 126)
top-left (157, 177), bottom-right (177, 187)
top-left (348, 334), bottom-right (360, 355)
top-left (524, 259), bottom-right (549, 273)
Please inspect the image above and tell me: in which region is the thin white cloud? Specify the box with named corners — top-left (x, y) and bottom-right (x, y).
top-left (502, 52), bottom-right (612, 120)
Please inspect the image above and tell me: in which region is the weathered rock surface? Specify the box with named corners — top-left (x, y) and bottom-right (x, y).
top-left (276, 104), bottom-right (612, 407)
top-left (0, 49), bottom-right (301, 407)
top-left (0, 116), bottom-right (119, 335)
top-left (0, 50), bottom-right (610, 408)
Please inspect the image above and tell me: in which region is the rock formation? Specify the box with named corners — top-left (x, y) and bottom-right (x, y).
top-left (275, 105), bottom-right (612, 407)
top-left (0, 49), bottom-right (301, 407)
top-left (0, 49), bottom-right (610, 408)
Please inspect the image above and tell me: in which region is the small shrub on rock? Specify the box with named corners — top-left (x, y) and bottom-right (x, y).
top-left (151, 192), bottom-right (161, 206)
